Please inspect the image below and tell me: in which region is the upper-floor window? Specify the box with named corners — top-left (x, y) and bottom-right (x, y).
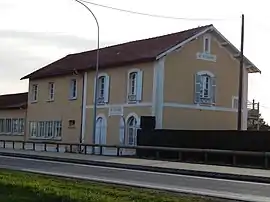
top-left (96, 74), bottom-right (110, 104)
top-left (48, 82), bottom-right (55, 101)
top-left (69, 79), bottom-right (77, 100)
top-left (31, 84), bottom-right (38, 102)
top-left (194, 71), bottom-right (216, 105)
top-left (127, 69), bottom-right (143, 103)
top-left (203, 35), bottom-right (211, 53)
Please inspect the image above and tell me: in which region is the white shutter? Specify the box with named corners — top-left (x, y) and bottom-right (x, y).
top-left (136, 71), bottom-right (143, 101)
top-left (104, 75), bottom-right (110, 103)
top-left (93, 77), bottom-right (97, 103)
top-left (194, 74), bottom-right (201, 103)
top-left (119, 118), bottom-right (125, 145)
top-left (211, 77), bottom-right (216, 104)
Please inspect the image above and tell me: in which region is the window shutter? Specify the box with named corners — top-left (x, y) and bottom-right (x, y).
top-left (104, 75), bottom-right (110, 103)
top-left (136, 71), bottom-right (143, 101)
top-left (93, 77), bottom-right (97, 103)
top-left (211, 77), bottom-right (216, 104)
top-left (69, 81), bottom-right (73, 99)
top-left (194, 74), bottom-right (201, 103)
top-left (119, 118), bottom-right (125, 145)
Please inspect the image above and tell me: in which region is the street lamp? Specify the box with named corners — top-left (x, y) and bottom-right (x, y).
top-left (74, 0), bottom-right (100, 149)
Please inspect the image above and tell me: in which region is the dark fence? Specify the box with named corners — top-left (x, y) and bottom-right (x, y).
top-left (136, 129), bottom-right (270, 168)
top-left (1, 140), bottom-right (270, 169)
top-left (137, 130), bottom-right (270, 151)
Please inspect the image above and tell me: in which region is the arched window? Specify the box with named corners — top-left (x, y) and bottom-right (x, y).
top-left (195, 71), bottom-right (216, 105)
top-left (96, 73), bottom-right (110, 104)
top-left (127, 69), bottom-right (143, 103)
top-left (126, 115), bottom-right (139, 146)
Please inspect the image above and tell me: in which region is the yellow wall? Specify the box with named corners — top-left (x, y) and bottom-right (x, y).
top-left (162, 33), bottom-right (240, 129)
top-left (26, 74), bottom-right (83, 143)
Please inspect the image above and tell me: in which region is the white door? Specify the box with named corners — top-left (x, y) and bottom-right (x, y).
top-left (94, 117), bottom-right (106, 154)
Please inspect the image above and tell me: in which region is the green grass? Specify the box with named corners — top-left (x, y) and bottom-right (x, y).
top-left (0, 169), bottom-right (217, 202)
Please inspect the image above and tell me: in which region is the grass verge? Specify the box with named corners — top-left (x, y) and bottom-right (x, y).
top-left (0, 169), bottom-right (219, 202)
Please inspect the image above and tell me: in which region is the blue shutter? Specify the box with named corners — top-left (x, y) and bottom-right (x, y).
top-left (104, 75), bottom-right (110, 103)
top-left (136, 71), bottom-right (143, 101)
top-left (194, 74), bottom-right (201, 103)
top-left (211, 77), bottom-right (216, 104)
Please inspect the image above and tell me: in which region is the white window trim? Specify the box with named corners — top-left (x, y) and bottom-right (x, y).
top-left (127, 68), bottom-right (140, 103)
top-left (197, 70), bottom-right (214, 77)
top-left (31, 84), bottom-right (38, 103)
top-left (232, 96), bottom-right (239, 109)
top-left (125, 113), bottom-right (140, 146)
top-left (47, 82), bottom-right (55, 101)
top-left (70, 79), bottom-right (77, 100)
top-left (29, 120), bottom-right (62, 140)
top-left (203, 34), bottom-right (211, 53)
top-left (96, 73), bottom-right (109, 105)
top-left (0, 118), bottom-right (25, 135)
top-left (195, 71), bottom-right (215, 106)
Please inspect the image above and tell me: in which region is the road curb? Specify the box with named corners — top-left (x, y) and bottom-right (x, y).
top-left (1, 151), bottom-right (270, 184)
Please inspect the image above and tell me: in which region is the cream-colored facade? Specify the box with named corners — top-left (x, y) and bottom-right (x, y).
top-left (19, 27), bottom-right (259, 153)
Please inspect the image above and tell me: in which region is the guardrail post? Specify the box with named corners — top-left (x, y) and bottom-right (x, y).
top-left (233, 155), bottom-right (237, 166)
top-left (84, 145), bottom-right (87, 154)
top-left (56, 144), bottom-right (59, 152)
top-left (178, 151), bottom-right (182, 161)
top-left (22, 142), bottom-right (25, 150)
top-left (32, 143), bottom-right (36, 151)
top-left (155, 150), bottom-right (160, 159)
top-left (204, 152), bottom-right (208, 163)
top-left (99, 146), bottom-right (102, 155)
top-left (117, 147), bottom-right (120, 156)
top-left (12, 141), bottom-right (15, 149)
top-left (44, 143), bottom-right (47, 152)
top-left (3, 141), bottom-right (5, 149)
top-left (70, 145), bottom-right (72, 153)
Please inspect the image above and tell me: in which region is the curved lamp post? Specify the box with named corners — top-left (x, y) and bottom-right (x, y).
top-left (74, 0), bottom-right (99, 151)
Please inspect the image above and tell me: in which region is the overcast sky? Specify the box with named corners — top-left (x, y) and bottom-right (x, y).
top-left (0, 0), bottom-right (269, 120)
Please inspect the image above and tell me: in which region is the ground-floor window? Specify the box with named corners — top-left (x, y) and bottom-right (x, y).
top-left (29, 120), bottom-right (62, 139)
top-left (0, 118), bottom-right (24, 135)
top-left (127, 116), bottom-right (138, 146)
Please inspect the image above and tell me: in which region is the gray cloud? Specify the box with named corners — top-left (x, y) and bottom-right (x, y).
top-left (0, 30), bottom-right (117, 94)
top-left (0, 30), bottom-right (114, 50)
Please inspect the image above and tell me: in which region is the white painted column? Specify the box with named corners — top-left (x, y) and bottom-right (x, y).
top-left (153, 57), bottom-right (165, 129)
top-left (81, 72), bottom-right (88, 143)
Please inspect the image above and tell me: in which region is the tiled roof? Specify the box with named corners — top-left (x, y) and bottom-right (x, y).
top-left (21, 25), bottom-right (212, 80)
top-left (0, 92), bottom-right (28, 110)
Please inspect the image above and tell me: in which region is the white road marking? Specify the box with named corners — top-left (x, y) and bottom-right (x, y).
top-left (0, 154), bottom-right (269, 186)
top-left (15, 168), bottom-right (270, 202)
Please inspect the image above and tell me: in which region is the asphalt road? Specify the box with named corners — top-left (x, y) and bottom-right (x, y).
top-left (0, 155), bottom-right (270, 202)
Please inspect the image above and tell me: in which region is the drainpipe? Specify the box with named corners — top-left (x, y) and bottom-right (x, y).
top-left (80, 72), bottom-right (88, 144)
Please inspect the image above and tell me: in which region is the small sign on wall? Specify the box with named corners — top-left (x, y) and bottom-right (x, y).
top-left (196, 52), bottom-right (217, 62)
top-left (109, 106), bottom-right (123, 116)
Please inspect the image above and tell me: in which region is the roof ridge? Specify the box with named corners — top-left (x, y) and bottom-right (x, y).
top-left (71, 24), bottom-right (213, 56)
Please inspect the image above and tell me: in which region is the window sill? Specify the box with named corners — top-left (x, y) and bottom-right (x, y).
top-left (127, 100), bottom-right (138, 104)
top-left (29, 137), bottom-right (62, 141)
top-left (69, 97), bottom-right (77, 101)
top-left (46, 99), bottom-right (54, 103)
top-left (0, 133), bottom-right (24, 136)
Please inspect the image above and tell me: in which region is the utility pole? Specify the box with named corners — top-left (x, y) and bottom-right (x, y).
top-left (257, 102), bottom-right (260, 130)
top-left (237, 14), bottom-right (245, 130)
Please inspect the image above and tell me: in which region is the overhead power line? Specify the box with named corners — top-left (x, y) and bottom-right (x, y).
top-left (79, 0), bottom-right (236, 21)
